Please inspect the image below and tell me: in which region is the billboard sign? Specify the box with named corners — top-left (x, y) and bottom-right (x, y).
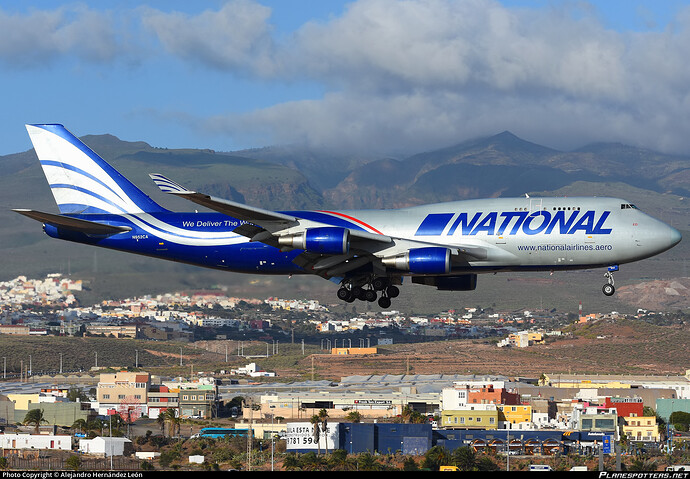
top-left (286, 422), bottom-right (339, 451)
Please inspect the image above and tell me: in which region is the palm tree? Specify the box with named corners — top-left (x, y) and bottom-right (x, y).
top-left (327, 449), bottom-right (354, 471)
top-left (357, 452), bottom-right (380, 471)
top-left (318, 409), bottom-right (330, 454)
top-left (158, 408), bottom-right (180, 437)
top-left (71, 418), bottom-right (87, 435)
top-left (23, 408), bottom-right (47, 434)
top-left (310, 415), bottom-right (321, 454)
top-left (452, 446), bottom-right (478, 471)
top-left (282, 453), bottom-right (301, 471)
top-left (422, 445), bottom-right (450, 470)
top-left (345, 411), bottom-right (362, 423)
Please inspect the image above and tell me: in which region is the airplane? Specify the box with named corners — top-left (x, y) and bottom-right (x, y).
top-left (14, 124), bottom-right (682, 309)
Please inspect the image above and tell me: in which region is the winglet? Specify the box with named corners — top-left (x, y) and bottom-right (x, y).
top-left (149, 173), bottom-right (193, 194)
top-left (148, 173), bottom-right (298, 223)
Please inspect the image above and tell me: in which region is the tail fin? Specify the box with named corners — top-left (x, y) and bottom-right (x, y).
top-left (26, 124), bottom-right (167, 215)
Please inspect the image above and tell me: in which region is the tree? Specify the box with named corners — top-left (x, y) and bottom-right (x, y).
top-left (422, 445), bottom-right (450, 470)
top-left (23, 409), bottom-right (47, 434)
top-left (670, 411), bottom-right (690, 432)
top-left (402, 456), bottom-right (419, 471)
top-left (157, 408), bottom-right (180, 437)
top-left (318, 409), bottom-right (330, 454)
top-left (357, 452), bottom-right (381, 471)
top-left (71, 418), bottom-right (87, 434)
top-left (310, 415), bottom-right (321, 454)
top-left (65, 455), bottom-right (82, 471)
top-left (327, 449), bottom-right (354, 471)
top-left (282, 453), bottom-right (301, 471)
top-left (345, 411), bottom-right (362, 423)
top-left (452, 446), bottom-right (478, 471)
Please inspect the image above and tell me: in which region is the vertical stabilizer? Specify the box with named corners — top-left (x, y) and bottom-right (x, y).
top-left (26, 124), bottom-right (166, 214)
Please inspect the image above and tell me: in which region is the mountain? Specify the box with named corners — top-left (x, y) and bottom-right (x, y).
top-left (324, 131), bottom-right (690, 209)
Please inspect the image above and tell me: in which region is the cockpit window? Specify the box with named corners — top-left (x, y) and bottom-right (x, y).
top-left (620, 204), bottom-right (637, 209)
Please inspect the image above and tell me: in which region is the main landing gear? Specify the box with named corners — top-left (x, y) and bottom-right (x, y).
top-left (602, 265), bottom-right (618, 296)
top-left (337, 276), bottom-right (399, 308)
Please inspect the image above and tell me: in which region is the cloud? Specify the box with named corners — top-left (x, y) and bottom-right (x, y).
top-left (0, 5), bottom-right (127, 67)
top-left (2, 0), bottom-right (690, 156)
top-left (213, 0), bottom-right (690, 155)
top-left (139, 0), bottom-right (279, 76)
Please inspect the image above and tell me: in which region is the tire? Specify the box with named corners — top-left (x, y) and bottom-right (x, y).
top-left (337, 287), bottom-right (350, 301)
top-left (364, 289), bottom-right (377, 302)
top-left (372, 277), bottom-right (389, 291)
top-left (378, 297), bottom-right (392, 309)
top-left (602, 284), bottom-right (615, 296)
top-left (386, 285), bottom-right (400, 298)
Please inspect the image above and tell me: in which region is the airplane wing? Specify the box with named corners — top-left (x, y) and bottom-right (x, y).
top-left (149, 174), bottom-right (492, 278)
top-left (13, 209), bottom-right (132, 235)
top-left (149, 173), bottom-right (393, 244)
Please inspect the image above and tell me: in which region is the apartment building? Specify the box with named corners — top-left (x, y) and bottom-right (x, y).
top-left (85, 324), bottom-right (138, 338)
top-left (441, 380), bottom-right (520, 409)
top-left (96, 371), bottom-right (150, 418)
top-left (622, 415), bottom-right (660, 443)
top-left (441, 406), bottom-right (499, 430)
top-left (498, 404), bottom-right (533, 429)
top-left (604, 397), bottom-right (644, 418)
top-left (146, 385), bottom-right (179, 420)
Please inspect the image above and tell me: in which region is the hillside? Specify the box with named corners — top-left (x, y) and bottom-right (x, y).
top-left (3, 318), bottom-right (685, 382)
top-left (305, 318), bottom-right (690, 380)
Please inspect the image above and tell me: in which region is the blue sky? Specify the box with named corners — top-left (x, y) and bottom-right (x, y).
top-left (2, 0), bottom-right (690, 157)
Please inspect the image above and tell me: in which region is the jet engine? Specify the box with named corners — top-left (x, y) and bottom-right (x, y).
top-left (382, 247), bottom-right (451, 274)
top-left (278, 227), bottom-right (350, 255)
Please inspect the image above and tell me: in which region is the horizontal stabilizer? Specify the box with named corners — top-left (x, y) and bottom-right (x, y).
top-left (13, 209), bottom-right (132, 235)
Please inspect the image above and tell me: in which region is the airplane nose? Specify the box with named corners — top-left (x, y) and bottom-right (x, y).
top-left (669, 226), bottom-right (682, 247)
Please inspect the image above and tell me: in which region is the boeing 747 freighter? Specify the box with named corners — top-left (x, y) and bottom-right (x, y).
top-left (14, 124), bottom-right (682, 308)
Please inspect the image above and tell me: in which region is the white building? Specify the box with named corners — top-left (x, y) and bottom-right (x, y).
top-left (78, 437), bottom-right (132, 457)
top-left (0, 434), bottom-right (72, 451)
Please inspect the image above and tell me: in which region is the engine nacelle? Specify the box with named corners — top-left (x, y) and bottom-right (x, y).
top-left (382, 247), bottom-right (451, 274)
top-left (278, 227), bottom-right (350, 255)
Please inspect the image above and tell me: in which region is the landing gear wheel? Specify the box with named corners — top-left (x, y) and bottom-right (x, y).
top-left (337, 287), bottom-right (351, 301)
top-left (386, 285), bottom-right (400, 298)
top-left (364, 289), bottom-right (377, 302)
top-left (378, 296), bottom-right (391, 309)
top-left (602, 269), bottom-right (616, 296)
top-left (352, 286), bottom-right (365, 301)
top-left (372, 277), bottom-right (389, 291)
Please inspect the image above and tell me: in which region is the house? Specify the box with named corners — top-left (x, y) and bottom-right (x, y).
top-left (440, 406), bottom-right (499, 430)
top-left (96, 371), bottom-right (150, 418)
top-left (146, 385), bottom-right (179, 419)
top-left (622, 415), bottom-right (660, 443)
top-left (0, 434), bottom-right (72, 453)
top-left (78, 436), bottom-right (133, 457)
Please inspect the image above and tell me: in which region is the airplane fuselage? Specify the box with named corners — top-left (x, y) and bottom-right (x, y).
top-left (43, 196), bottom-right (679, 276)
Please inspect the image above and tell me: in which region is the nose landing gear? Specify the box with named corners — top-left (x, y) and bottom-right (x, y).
top-left (602, 265), bottom-right (618, 296)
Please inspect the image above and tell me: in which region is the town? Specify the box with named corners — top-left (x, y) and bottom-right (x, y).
top-left (0, 274), bottom-right (676, 346)
top-left (0, 275), bottom-right (689, 472)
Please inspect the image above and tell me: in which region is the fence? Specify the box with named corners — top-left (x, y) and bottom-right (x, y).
top-left (4, 455), bottom-right (142, 471)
